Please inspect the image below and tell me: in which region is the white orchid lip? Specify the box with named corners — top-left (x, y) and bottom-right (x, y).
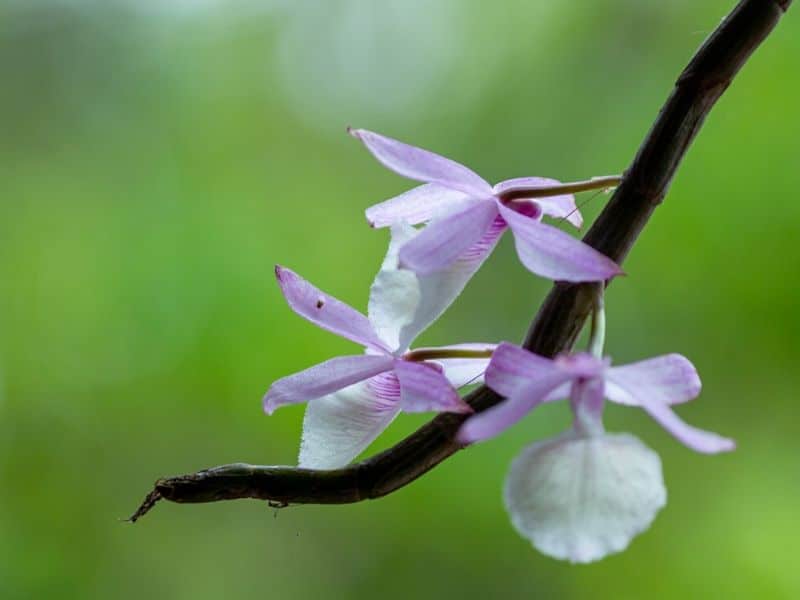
top-left (504, 430), bottom-right (667, 564)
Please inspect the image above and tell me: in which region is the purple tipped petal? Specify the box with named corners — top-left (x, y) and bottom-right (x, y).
top-left (275, 266), bottom-right (391, 353)
top-left (485, 342), bottom-right (561, 397)
top-left (349, 128), bottom-right (492, 197)
top-left (641, 401), bottom-right (736, 454)
top-left (458, 371), bottom-right (573, 444)
top-left (399, 199), bottom-right (499, 275)
top-left (365, 183), bottom-right (472, 228)
top-left (497, 204), bottom-right (622, 282)
top-left (494, 177), bottom-right (582, 228)
top-left (298, 377), bottom-right (401, 469)
top-left (263, 354), bottom-right (395, 414)
top-left (394, 359), bottom-right (471, 414)
top-left (605, 354), bottom-right (701, 407)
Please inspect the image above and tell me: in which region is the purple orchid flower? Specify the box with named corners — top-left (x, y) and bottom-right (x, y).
top-left (350, 128), bottom-right (623, 282)
top-left (458, 342), bottom-right (734, 563)
top-left (263, 225), bottom-right (495, 469)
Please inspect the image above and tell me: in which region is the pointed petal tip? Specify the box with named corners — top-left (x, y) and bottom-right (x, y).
top-left (262, 393), bottom-right (277, 416)
top-left (346, 125), bottom-right (358, 138)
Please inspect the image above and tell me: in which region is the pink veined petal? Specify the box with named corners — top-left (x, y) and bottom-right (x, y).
top-left (494, 177), bottom-right (582, 228)
top-left (641, 401), bottom-right (736, 454)
top-left (365, 183), bottom-right (472, 228)
top-left (484, 342), bottom-right (562, 398)
top-left (349, 128), bottom-right (492, 197)
top-left (393, 359), bottom-right (472, 414)
top-left (423, 343), bottom-right (498, 388)
top-left (298, 377), bottom-right (401, 469)
top-left (497, 203), bottom-right (622, 283)
top-left (399, 199), bottom-right (499, 275)
top-left (275, 266), bottom-right (391, 353)
top-left (396, 216), bottom-right (506, 350)
top-left (458, 371), bottom-right (574, 444)
top-left (605, 354), bottom-right (701, 407)
top-left (262, 354), bottom-right (395, 414)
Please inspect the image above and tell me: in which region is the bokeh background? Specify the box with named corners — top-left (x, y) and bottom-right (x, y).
top-left (1, 0), bottom-right (799, 598)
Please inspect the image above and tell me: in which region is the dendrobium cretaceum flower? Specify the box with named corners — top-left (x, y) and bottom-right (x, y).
top-left (349, 128), bottom-right (623, 282)
top-left (263, 224), bottom-right (495, 469)
top-left (458, 342), bottom-right (735, 564)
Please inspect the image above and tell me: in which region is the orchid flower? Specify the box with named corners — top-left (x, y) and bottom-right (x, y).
top-left (458, 342), bottom-right (735, 563)
top-left (350, 128), bottom-right (623, 282)
top-left (263, 224), bottom-right (495, 469)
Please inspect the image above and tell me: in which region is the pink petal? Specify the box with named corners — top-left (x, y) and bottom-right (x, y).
top-left (397, 216), bottom-right (506, 348)
top-left (494, 177), bottom-right (582, 228)
top-left (497, 203), bottom-right (622, 282)
top-left (349, 128), bottom-right (492, 197)
top-left (458, 371), bottom-right (573, 443)
top-left (399, 199), bottom-right (499, 275)
top-left (262, 354), bottom-right (395, 414)
top-left (393, 360), bottom-right (472, 414)
top-left (641, 401), bottom-right (735, 454)
top-left (485, 342), bottom-right (561, 397)
top-left (275, 266), bottom-right (391, 353)
top-left (298, 377), bottom-right (401, 469)
top-left (365, 183), bottom-right (472, 228)
top-left (605, 354), bottom-right (701, 407)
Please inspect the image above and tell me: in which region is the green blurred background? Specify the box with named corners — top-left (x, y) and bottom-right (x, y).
top-left (1, 0), bottom-right (798, 598)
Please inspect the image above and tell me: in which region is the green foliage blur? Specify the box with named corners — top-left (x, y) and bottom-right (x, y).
top-left (1, 1), bottom-right (798, 598)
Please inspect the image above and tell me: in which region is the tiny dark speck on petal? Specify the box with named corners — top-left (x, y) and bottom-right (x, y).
top-left (316, 297), bottom-right (325, 309)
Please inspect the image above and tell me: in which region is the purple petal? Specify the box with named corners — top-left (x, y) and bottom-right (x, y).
top-left (275, 266), bottom-right (391, 353)
top-left (365, 183), bottom-right (472, 228)
top-left (642, 401), bottom-right (735, 454)
top-left (485, 342), bottom-right (561, 397)
top-left (458, 371), bottom-right (573, 443)
top-left (494, 177), bottom-right (582, 228)
top-left (605, 354), bottom-right (701, 407)
top-left (349, 128), bottom-right (492, 197)
top-left (497, 203), bottom-right (622, 282)
top-left (262, 354), bottom-right (395, 414)
top-left (399, 199), bottom-right (499, 275)
top-left (393, 359), bottom-right (472, 414)
top-left (397, 216), bottom-right (506, 349)
top-left (299, 377), bottom-right (401, 469)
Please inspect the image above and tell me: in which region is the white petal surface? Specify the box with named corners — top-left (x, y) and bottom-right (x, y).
top-left (504, 430), bottom-right (667, 564)
top-left (298, 378), bottom-right (400, 469)
top-left (367, 224), bottom-right (421, 352)
top-left (428, 343), bottom-right (497, 387)
top-left (365, 183), bottom-right (472, 228)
